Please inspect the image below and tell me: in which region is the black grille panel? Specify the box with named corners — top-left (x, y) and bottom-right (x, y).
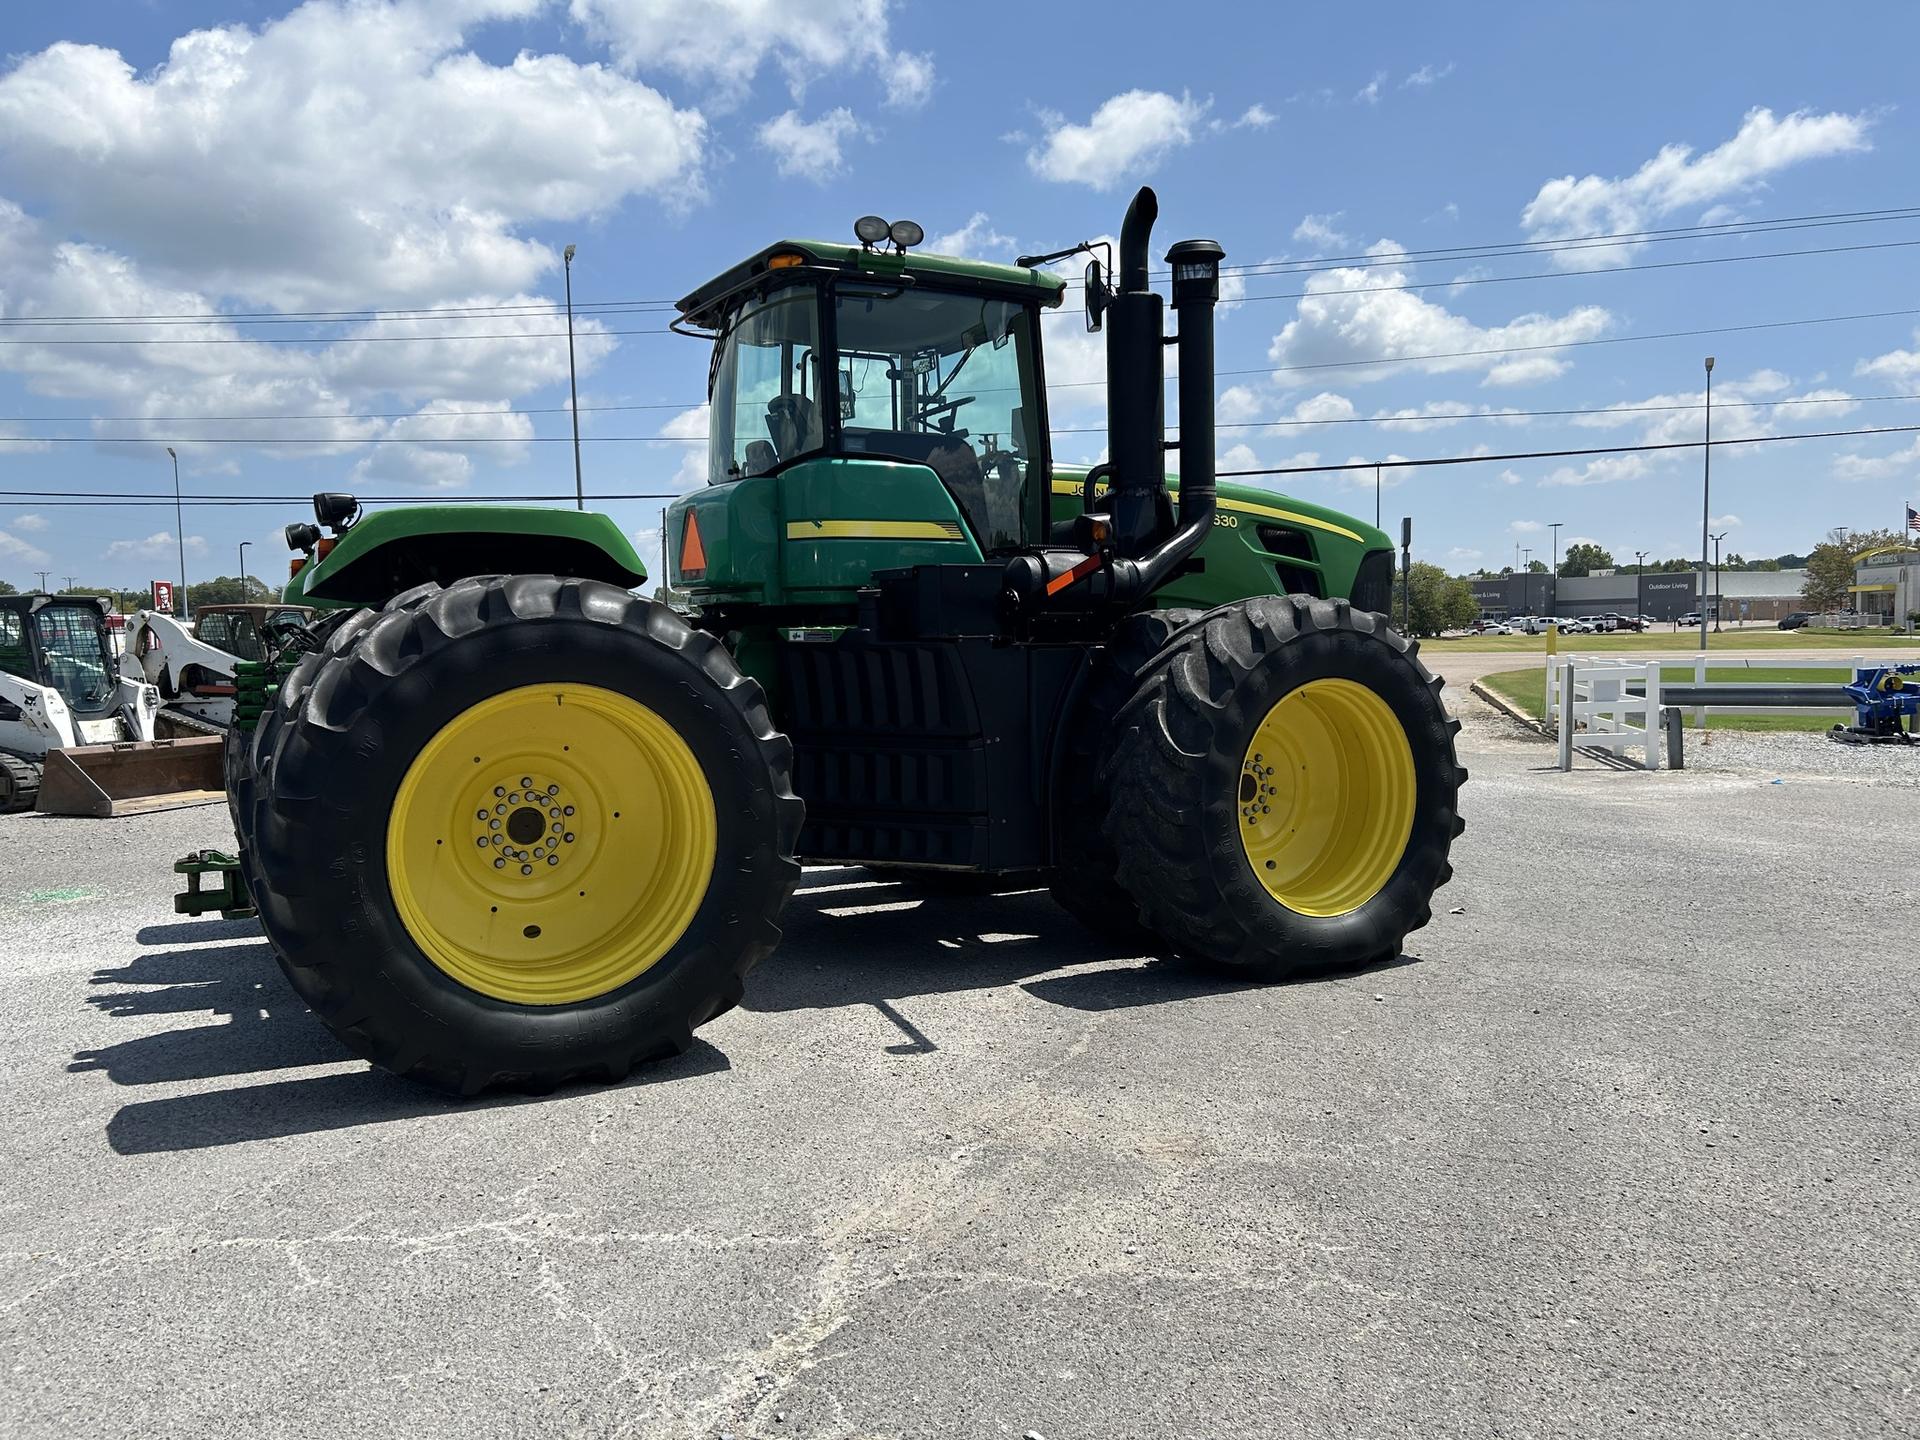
top-left (1351, 548), bottom-right (1394, 616)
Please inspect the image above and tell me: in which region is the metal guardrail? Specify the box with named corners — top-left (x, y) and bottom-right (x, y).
top-left (1626, 682), bottom-right (1852, 707)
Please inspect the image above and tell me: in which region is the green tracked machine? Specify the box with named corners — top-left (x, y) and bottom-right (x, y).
top-left (191, 189), bottom-right (1464, 1094)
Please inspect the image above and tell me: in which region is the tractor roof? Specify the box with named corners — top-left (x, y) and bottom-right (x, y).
top-left (676, 241), bottom-right (1067, 331)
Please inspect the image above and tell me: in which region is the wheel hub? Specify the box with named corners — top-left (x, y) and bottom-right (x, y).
top-left (470, 774), bottom-right (582, 879)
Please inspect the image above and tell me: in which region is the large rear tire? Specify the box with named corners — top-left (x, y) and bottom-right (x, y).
top-left (1105, 596), bottom-right (1464, 977)
top-left (1048, 607), bottom-right (1202, 943)
top-left (248, 576), bottom-right (802, 1094)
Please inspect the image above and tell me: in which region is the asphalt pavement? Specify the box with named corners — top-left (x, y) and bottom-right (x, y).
top-left (1, 708), bottom-right (1914, 1439)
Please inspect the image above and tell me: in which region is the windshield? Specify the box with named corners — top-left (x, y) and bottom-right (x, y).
top-left (834, 287), bottom-right (1043, 553)
top-left (708, 288), bottom-right (824, 483)
top-left (32, 605), bottom-right (116, 716)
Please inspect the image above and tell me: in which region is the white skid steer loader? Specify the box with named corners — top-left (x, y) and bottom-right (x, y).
top-left (0, 595), bottom-right (222, 816)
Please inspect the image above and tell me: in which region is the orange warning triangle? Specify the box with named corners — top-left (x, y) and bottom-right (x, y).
top-left (679, 509), bottom-right (707, 575)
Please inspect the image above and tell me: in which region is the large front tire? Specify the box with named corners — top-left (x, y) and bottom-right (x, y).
top-left (1105, 596), bottom-right (1463, 977)
top-left (249, 576), bottom-right (802, 1094)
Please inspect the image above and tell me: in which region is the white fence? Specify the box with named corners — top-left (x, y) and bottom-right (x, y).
top-left (1544, 656), bottom-right (1662, 771)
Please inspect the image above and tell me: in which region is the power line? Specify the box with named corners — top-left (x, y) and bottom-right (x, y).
top-left (3, 203), bottom-right (1914, 328)
top-left (0, 400), bottom-right (694, 423)
top-left (1220, 306), bottom-right (1920, 380)
top-left (1216, 422), bottom-right (1920, 479)
top-left (6, 422), bottom-right (1918, 507)
top-left (0, 326), bottom-right (673, 347)
top-left (8, 390), bottom-right (1920, 447)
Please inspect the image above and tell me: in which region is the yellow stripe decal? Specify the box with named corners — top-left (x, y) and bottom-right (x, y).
top-left (1047, 481), bottom-right (1364, 545)
top-left (786, 519), bottom-right (965, 541)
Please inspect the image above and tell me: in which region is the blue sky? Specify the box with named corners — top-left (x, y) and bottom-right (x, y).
top-left (2, 0), bottom-right (1918, 592)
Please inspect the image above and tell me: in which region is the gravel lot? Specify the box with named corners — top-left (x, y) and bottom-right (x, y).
top-left (1, 712), bottom-right (1915, 1439)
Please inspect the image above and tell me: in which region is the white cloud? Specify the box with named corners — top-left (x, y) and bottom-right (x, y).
top-left (1372, 401), bottom-right (1526, 432)
top-left (1354, 72), bottom-right (1385, 105)
top-left (881, 50), bottom-right (935, 109)
top-left (1235, 103), bottom-right (1275, 130)
top-left (1267, 240), bottom-right (1612, 386)
top-left (1293, 212), bottom-right (1348, 248)
top-left (1027, 90), bottom-right (1206, 189)
top-left (346, 400), bottom-right (537, 490)
top-left (757, 107), bottom-right (864, 181)
top-left (1521, 107), bottom-right (1872, 267)
top-left (1496, 469), bottom-right (1525, 486)
top-left (1710, 513), bottom-right (1743, 529)
top-left (1217, 385), bottom-right (1264, 425)
top-left (11, 514), bottom-right (50, 532)
top-left (1538, 454), bottom-right (1652, 488)
top-left (1445, 546), bottom-right (1482, 563)
top-left (1291, 391), bottom-right (1358, 425)
top-left (1567, 369), bottom-right (1855, 446)
top-left (1403, 63), bottom-right (1454, 88)
top-left (1830, 434), bottom-right (1920, 483)
top-left (105, 531), bottom-right (207, 560)
top-left (569, 0), bottom-right (931, 106)
top-left (1509, 519), bottom-right (1544, 534)
top-left (0, 529), bottom-right (52, 566)
top-left (929, 212), bottom-right (1017, 259)
top-left (0, 5), bottom-right (706, 311)
top-left (1856, 330), bottom-right (1920, 387)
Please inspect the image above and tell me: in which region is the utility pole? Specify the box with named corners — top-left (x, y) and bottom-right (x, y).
top-left (33, 570), bottom-right (50, 593)
top-left (166, 445), bottom-right (189, 619)
top-left (1710, 531), bottom-right (1728, 631)
top-left (1699, 356), bottom-right (1714, 652)
top-left (1374, 464), bottom-right (1381, 529)
top-left (61, 575), bottom-right (77, 592)
top-left (564, 243), bottom-right (584, 511)
top-left (238, 541), bottom-right (251, 599)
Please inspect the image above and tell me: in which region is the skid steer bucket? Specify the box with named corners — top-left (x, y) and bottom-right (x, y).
top-left (35, 737), bottom-right (225, 818)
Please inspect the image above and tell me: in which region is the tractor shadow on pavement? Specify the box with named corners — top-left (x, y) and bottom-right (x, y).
top-left (81, 874), bottom-right (1416, 1154)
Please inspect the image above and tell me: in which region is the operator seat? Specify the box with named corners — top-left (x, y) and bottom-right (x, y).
top-left (766, 394), bottom-right (818, 461)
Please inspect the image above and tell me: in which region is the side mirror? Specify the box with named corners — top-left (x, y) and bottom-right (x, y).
top-left (1084, 258), bottom-right (1109, 333)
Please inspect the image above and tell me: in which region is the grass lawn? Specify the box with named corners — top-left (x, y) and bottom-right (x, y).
top-left (1431, 629), bottom-right (1916, 654)
top-left (1477, 664), bottom-right (1853, 734)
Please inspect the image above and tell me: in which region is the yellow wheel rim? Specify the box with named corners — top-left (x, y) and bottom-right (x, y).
top-left (385, 683), bottom-right (717, 1005)
top-left (1237, 678), bottom-right (1417, 917)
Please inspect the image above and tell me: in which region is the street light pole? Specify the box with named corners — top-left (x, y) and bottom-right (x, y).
top-left (1710, 531), bottom-right (1727, 631)
top-left (1522, 547), bottom-right (1533, 611)
top-left (1549, 521), bottom-right (1563, 578)
top-left (238, 542), bottom-right (251, 599)
top-left (563, 243), bottom-right (584, 512)
top-left (1374, 464), bottom-right (1381, 529)
top-left (165, 445), bottom-right (189, 618)
top-left (1699, 356), bottom-right (1714, 652)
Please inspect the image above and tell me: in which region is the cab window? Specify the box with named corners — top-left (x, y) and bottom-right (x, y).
top-left (833, 288), bottom-right (1043, 554)
top-left (708, 289), bottom-right (824, 483)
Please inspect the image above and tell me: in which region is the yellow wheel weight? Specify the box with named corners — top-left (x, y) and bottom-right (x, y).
top-left (386, 684), bottom-right (718, 1005)
top-left (1237, 678), bottom-right (1417, 917)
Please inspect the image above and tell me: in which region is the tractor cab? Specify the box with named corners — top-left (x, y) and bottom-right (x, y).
top-left (669, 230), bottom-right (1065, 610)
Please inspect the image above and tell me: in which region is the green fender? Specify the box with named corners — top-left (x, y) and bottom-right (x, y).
top-left (289, 506), bottom-right (648, 610)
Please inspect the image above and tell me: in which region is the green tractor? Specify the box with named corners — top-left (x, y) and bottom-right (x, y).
top-left (204, 189), bottom-right (1463, 1094)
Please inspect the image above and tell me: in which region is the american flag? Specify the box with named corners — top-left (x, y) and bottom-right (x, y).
top-left (1910, 503), bottom-right (1920, 532)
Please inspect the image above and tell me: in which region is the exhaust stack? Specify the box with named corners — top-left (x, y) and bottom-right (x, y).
top-left (1103, 188), bottom-right (1167, 556)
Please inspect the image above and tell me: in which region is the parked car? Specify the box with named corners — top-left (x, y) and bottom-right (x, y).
top-left (1559, 618), bottom-right (1596, 634)
top-left (1605, 613), bottom-right (1646, 632)
top-left (1678, 612), bottom-right (1702, 627)
top-left (1778, 611), bottom-right (1812, 630)
top-left (1576, 614), bottom-right (1615, 632)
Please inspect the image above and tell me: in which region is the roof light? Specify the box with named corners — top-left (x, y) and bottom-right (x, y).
top-left (888, 219), bottom-right (924, 251)
top-left (854, 215), bottom-right (890, 248)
